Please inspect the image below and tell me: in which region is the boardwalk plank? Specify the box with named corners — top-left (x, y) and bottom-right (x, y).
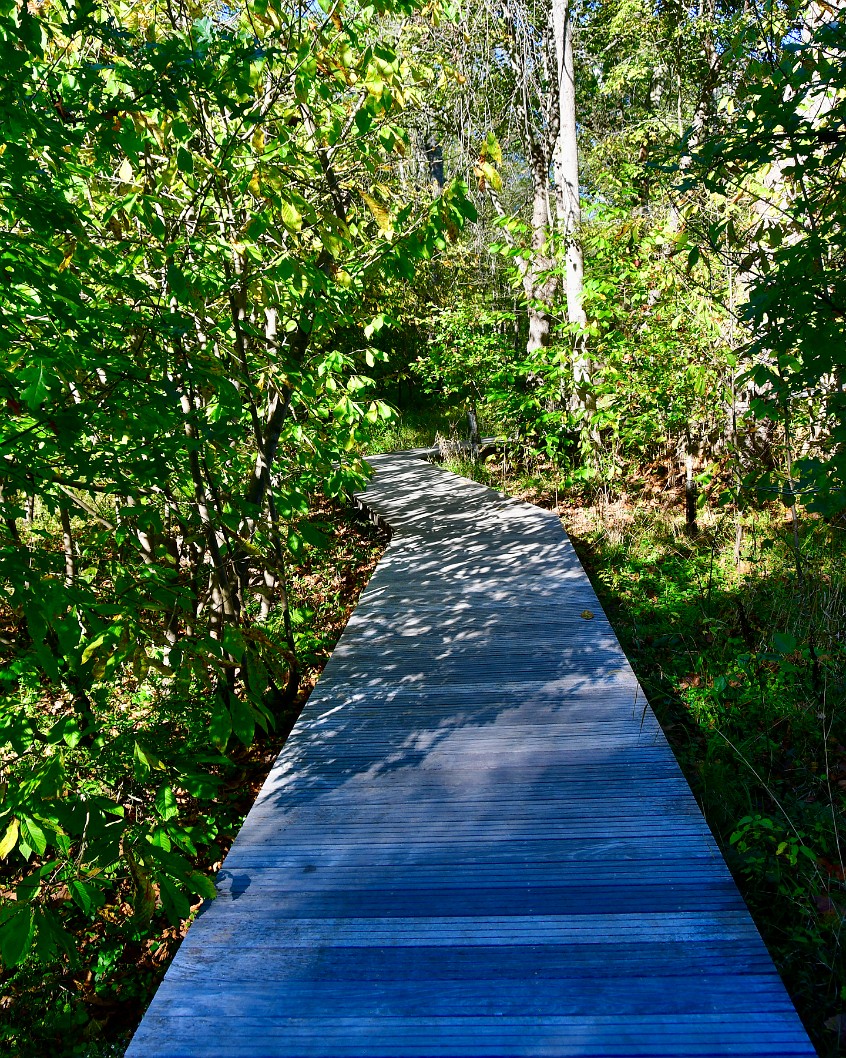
top-left (126, 453), bottom-right (815, 1057)
top-left (157, 940), bottom-right (785, 981)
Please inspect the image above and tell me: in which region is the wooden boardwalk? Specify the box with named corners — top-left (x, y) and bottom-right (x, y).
top-left (127, 453), bottom-right (815, 1057)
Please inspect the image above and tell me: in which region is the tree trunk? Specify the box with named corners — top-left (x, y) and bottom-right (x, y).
top-left (684, 443), bottom-right (698, 535)
top-left (59, 504), bottom-right (76, 586)
top-left (423, 131), bottom-right (444, 191)
top-left (524, 153), bottom-right (557, 354)
top-left (467, 402), bottom-right (480, 459)
top-left (499, 0), bottom-right (559, 356)
top-left (551, 0), bottom-right (593, 417)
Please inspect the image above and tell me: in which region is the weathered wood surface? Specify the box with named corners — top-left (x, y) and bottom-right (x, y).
top-left (127, 453), bottom-right (816, 1057)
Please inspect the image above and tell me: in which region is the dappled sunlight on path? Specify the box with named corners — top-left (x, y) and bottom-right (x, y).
top-left (127, 453), bottom-right (815, 1057)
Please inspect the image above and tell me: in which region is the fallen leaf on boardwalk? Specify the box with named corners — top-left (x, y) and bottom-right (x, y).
top-left (581, 610), bottom-right (594, 620)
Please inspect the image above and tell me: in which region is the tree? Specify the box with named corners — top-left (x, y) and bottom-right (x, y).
top-left (679, 3), bottom-right (846, 511)
top-left (0, 0), bottom-right (474, 970)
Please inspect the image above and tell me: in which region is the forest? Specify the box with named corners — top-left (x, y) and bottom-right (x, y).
top-left (0, 0), bottom-right (843, 1052)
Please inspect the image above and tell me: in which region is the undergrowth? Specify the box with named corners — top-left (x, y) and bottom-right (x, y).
top-left (359, 405), bottom-right (461, 454)
top-left (0, 500), bottom-right (387, 1058)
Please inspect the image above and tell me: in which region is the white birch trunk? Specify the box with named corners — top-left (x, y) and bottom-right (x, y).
top-left (525, 156), bottom-right (557, 354)
top-left (551, 0), bottom-right (592, 416)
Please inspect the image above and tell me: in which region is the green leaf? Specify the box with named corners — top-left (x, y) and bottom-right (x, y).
top-left (364, 314), bottom-right (385, 338)
top-left (67, 878), bottom-right (99, 916)
top-left (155, 786), bottom-right (179, 822)
top-left (32, 906), bottom-right (75, 964)
top-left (94, 942), bottom-right (124, 980)
top-left (243, 652), bottom-right (268, 704)
top-left (167, 264), bottom-right (188, 299)
top-left (134, 742), bottom-right (164, 781)
top-left (280, 200), bottom-right (302, 232)
top-left (20, 361), bottom-right (49, 407)
top-left (187, 871), bottom-right (217, 900)
top-left (229, 695), bottom-right (255, 747)
top-left (772, 631), bottom-right (797, 655)
top-left (483, 132), bottom-right (502, 165)
top-left (0, 904), bottom-right (35, 968)
top-left (148, 827), bottom-right (172, 851)
top-left (147, 207), bottom-right (167, 240)
top-left (20, 817), bottom-right (47, 857)
top-left (354, 109), bottom-right (373, 135)
top-left (209, 699), bottom-right (232, 752)
top-left (158, 876), bottom-right (191, 925)
top-left (176, 146), bottom-right (194, 174)
top-left (297, 521), bottom-right (329, 549)
top-left (180, 772), bottom-right (222, 799)
top-left (221, 625), bottom-right (245, 662)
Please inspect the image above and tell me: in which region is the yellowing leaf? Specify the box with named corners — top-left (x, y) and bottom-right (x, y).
top-left (482, 132), bottom-right (502, 165)
top-left (118, 158), bottom-right (133, 183)
top-left (0, 819), bottom-right (18, 860)
top-left (58, 243), bottom-right (75, 272)
top-left (365, 74), bottom-right (384, 97)
top-left (280, 200), bottom-right (302, 232)
top-left (475, 161), bottom-right (502, 192)
top-left (81, 630), bottom-right (110, 665)
top-left (360, 191), bottom-right (392, 235)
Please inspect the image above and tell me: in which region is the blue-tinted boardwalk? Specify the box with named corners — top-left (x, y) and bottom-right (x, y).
top-left (126, 452), bottom-right (815, 1057)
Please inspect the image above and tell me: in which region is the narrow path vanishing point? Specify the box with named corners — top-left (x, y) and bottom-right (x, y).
top-left (127, 452), bottom-right (816, 1057)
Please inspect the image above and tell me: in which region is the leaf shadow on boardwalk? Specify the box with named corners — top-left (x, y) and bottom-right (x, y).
top-left (126, 453), bottom-right (816, 1057)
